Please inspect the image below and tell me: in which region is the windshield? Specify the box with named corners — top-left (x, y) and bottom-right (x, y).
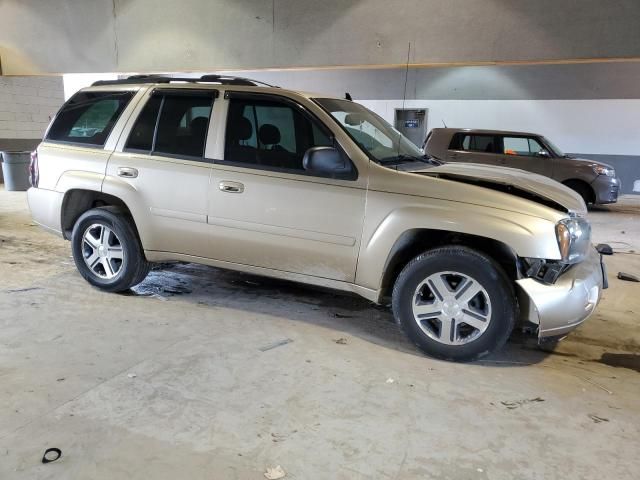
top-left (542, 136), bottom-right (565, 157)
top-left (314, 98), bottom-right (426, 164)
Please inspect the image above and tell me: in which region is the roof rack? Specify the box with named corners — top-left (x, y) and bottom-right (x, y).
top-left (91, 74), bottom-right (278, 88)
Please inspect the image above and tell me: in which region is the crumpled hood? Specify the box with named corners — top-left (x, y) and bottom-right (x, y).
top-left (414, 162), bottom-right (587, 215)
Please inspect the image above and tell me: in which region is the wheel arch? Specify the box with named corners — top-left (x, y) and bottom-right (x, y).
top-left (561, 178), bottom-right (595, 204)
top-left (61, 188), bottom-right (137, 240)
top-left (377, 229), bottom-right (522, 302)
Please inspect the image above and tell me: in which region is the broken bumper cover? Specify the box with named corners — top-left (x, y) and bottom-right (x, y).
top-left (516, 247), bottom-right (604, 340)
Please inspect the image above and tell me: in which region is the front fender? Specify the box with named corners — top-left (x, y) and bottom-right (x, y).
top-left (355, 196), bottom-right (562, 291)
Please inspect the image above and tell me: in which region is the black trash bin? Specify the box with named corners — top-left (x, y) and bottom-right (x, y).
top-left (1, 151), bottom-right (31, 191)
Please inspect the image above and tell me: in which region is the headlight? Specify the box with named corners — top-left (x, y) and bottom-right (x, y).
top-left (555, 217), bottom-right (591, 263)
top-left (593, 165), bottom-right (615, 177)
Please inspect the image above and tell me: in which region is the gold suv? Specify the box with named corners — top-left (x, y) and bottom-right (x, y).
top-left (28, 75), bottom-right (606, 361)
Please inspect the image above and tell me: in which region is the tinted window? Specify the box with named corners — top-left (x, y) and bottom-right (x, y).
top-left (47, 91), bottom-right (134, 146)
top-left (452, 134), bottom-right (496, 153)
top-left (503, 136), bottom-right (544, 156)
top-left (154, 95), bottom-right (213, 158)
top-left (225, 98), bottom-right (333, 171)
top-left (126, 96), bottom-right (162, 151)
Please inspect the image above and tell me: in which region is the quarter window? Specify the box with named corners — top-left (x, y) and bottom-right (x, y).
top-left (503, 137), bottom-right (544, 156)
top-left (224, 97), bottom-right (333, 171)
top-left (47, 91), bottom-right (134, 146)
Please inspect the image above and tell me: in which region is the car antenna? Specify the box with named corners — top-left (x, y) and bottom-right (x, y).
top-left (396, 41), bottom-right (411, 159)
top-left (441, 119), bottom-right (447, 128)
top-left (345, 92), bottom-right (353, 101)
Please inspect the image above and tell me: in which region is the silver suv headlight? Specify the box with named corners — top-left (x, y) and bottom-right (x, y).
top-left (593, 165), bottom-right (615, 177)
top-left (555, 217), bottom-right (591, 264)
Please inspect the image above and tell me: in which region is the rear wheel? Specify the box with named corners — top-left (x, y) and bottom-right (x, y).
top-left (71, 207), bottom-right (150, 292)
top-left (392, 246), bottom-right (516, 362)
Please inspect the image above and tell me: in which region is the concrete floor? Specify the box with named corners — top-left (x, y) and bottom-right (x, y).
top-left (1, 186), bottom-right (639, 479)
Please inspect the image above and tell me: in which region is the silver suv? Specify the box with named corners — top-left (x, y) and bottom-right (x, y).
top-left (28, 75), bottom-right (606, 361)
top-left (425, 128), bottom-right (620, 205)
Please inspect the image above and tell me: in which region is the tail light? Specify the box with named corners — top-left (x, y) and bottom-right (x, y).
top-left (29, 150), bottom-right (39, 187)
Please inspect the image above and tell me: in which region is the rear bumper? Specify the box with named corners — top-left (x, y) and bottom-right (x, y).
top-left (27, 187), bottom-right (64, 237)
top-left (516, 247), bottom-right (604, 339)
top-left (591, 176), bottom-right (620, 204)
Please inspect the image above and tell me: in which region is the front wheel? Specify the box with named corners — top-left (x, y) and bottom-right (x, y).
top-left (71, 207), bottom-right (150, 292)
top-left (392, 246), bottom-right (516, 362)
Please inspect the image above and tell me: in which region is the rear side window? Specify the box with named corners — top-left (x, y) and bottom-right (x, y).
top-left (47, 91), bottom-right (134, 146)
top-left (450, 133), bottom-right (496, 154)
top-left (126, 96), bottom-right (162, 151)
top-left (125, 91), bottom-right (214, 159)
top-left (503, 136), bottom-right (544, 156)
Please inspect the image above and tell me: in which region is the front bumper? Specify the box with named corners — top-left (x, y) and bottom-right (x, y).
top-left (591, 175), bottom-right (620, 204)
top-left (516, 247), bottom-right (605, 340)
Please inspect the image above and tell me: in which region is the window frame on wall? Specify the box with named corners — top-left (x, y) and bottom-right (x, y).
top-left (45, 90), bottom-right (136, 148)
top-left (218, 91), bottom-right (357, 180)
top-left (123, 88), bottom-right (218, 162)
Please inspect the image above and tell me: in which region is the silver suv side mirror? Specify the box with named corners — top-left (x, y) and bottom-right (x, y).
top-left (537, 149), bottom-right (551, 158)
top-left (303, 146), bottom-right (354, 178)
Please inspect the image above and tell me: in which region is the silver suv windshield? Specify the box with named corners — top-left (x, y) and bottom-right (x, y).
top-left (314, 98), bottom-right (432, 166)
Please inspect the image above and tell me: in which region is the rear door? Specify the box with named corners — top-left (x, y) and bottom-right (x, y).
top-left (447, 132), bottom-right (500, 165)
top-left (105, 88), bottom-right (217, 257)
top-left (498, 135), bottom-right (553, 176)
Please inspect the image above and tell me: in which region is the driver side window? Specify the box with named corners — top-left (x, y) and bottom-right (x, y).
top-left (224, 97), bottom-right (333, 171)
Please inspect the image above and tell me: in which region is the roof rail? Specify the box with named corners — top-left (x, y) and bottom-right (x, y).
top-left (91, 74), bottom-right (278, 87)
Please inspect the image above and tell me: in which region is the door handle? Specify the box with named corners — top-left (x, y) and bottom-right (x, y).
top-left (117, 167), bottom-right (138, 178)
top-left (219, 181), bottom-right (244, 193)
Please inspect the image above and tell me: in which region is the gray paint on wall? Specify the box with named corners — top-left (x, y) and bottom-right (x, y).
top-left (2, 0), bottom-right (640, 74)
top-left (218, 62), bottom-right (640, 101)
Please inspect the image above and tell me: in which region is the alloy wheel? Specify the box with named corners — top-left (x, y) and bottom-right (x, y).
top-left (411, 271), bottom-right (492, 345)
top-left (81, 223), bottom-right (125, 279)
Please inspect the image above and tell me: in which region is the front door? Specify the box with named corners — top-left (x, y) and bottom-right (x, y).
top-left (498, 136), bottom-right (553, 176)
top-left (106, 88), bottom-right (217, 257)
top-left (207, 93), bottom-right (366, 282)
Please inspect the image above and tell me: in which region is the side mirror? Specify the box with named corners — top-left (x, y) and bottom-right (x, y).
top-left (537, 149), bottom-right (550, 158)
top-left (303, 146), bottom-right (352, 178)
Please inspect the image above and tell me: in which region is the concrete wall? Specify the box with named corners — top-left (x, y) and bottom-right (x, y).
top-left (1, 0), bottom-right (640, 74)
top-left (0, 76), bottom-right (64, 140)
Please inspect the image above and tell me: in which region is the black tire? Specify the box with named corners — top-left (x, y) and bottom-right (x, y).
top-left (71, 207), bottom-right (150, 292)
top-left (392, 246), bottom-right (516, 362)
top-left (564, 180), bottom-right (594, 205)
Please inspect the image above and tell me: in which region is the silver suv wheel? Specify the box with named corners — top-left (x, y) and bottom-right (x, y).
top-left (82, 223), bottom-right (125, 279)
top-left (412, 271), bottom-right (491, 345)
top-left (411, 271), bottom-right (492, 345)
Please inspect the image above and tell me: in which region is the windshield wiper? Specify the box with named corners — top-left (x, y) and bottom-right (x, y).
top-left (380, 154), bottom-right (442, 166)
